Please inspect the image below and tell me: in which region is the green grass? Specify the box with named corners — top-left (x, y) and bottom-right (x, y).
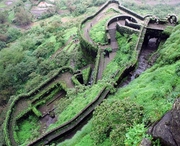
top-left (0, 2), bottom-right (6, 8)
top-left (110, 62), bottom-right (180, 122)
top-left (63, 42), bottom-right (77, 53)
top-left (157, 26), bottom-right (180, 65)
top-left (47, 83), bottom-right (105, 131)
top-left (82, 66), bottom-right (91, 84)
top-left (68, 43), bottom-right (77, 53)
top-left (8, 10), bottom-right (15, 22)
top-left (15, 114), bottom-right (40, 145)
top-left (57, 120), bottom-right (93, 146)
top-left (63, 27), bottom-right (78, 43)
top-left (89, 16), bottom-right (110, 44)
top-left (103, 32), bottom-right (138, 79)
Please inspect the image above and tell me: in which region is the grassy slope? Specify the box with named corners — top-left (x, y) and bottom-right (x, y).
top-left (1, 0), bottom-right (180, 145)
top-left (57, 23), bottom-right (180, 146)
top-left (47, 83), bottom-right (106, 131)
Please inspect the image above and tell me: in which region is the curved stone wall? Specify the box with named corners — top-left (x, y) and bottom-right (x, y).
top-left (28, 87), bottom-right (108, 145)
top-left (118, 5), bottom-right (144, 20)
top-left (3, 67), bottom-right (74, 146)
top-left (125, 19), bottom-right (141, 30)
top-left (4, 0), bottom-right (174, 145)
top-left (106, 15), bottom-right (140, 43)
top-left (79, 0), bottom-right (121, 55)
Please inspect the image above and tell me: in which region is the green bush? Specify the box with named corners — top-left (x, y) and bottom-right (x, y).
top-left (91, 99), bottom-right (143, 145)
top-left (14, 7), bottom-right (32, 25)
top-left (102, 32), bottom-right (138, 79)
top-left (89, 16), bottom-right (111, 44)
top-left (15, 114), bottom-right (40, 145)
top-left (124, 124), bottom-right (147, 146)
top-left (7, 27), bottom-right (21, 42)
top-left (47, 83), bottom-right (105, 131)
top-left (0, 40), bottom-right (6, 50)
top-left (0, 11), bottom-right (7, 23)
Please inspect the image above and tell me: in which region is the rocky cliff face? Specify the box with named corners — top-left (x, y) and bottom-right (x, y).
top-left (149, 98), bottom-right (180, 146)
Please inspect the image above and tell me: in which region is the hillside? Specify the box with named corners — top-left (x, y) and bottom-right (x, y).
top-left (58, 18), bottom-right (180, 146)
top-left (0, 0), bottom-right (180, 145)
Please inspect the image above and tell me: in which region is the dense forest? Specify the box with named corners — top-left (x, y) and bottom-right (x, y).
top-left (0, 0), bottom-right (180, 145)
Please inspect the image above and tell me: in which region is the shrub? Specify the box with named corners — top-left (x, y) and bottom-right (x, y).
top-left (91, 99), bottom-right (143, 145)
top-left (7, 27), bottom-right (21, 42)
top-left (89, 15), bottom-right (113, 44)
top-left (14, 7), bottom-right (32, 26)
top-left (175, 63), bottom-right (180, 76)
top-left (16, 114), bottom-right (40, 145)
top-left (0, 11), bottom-right (7, 23)
top-left (124, 124), bottom-right (147, 146)
top-left (0, 41), bottom-right (6, 50)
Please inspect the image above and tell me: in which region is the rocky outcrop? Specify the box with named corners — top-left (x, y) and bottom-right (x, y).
top-left (149, 98), bottom-right (180, 146)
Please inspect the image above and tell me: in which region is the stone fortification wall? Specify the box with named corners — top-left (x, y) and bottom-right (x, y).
top-left (125, 19), bottom-right (141, 30)
top-left (118, 4), bottom-right (144, 20)
top-left (4, 67), bottom-right (74, 146)
top-left (116, 22), bottom-right (139, 35)
top-left (79, 0), bottom-right (121, 55)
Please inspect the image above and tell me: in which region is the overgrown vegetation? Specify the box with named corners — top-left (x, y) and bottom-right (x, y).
top-left (58, 120), bottom-right (93, 146)
top-left (91, 99), bottom-right (143, 146)
top-left (63, 22), bottom-right (180, 146)
top-left (89, 11), bottom-right (118, 44)
top-left (122, 1), bottom-right (180, 18)
top-left (82, 66), bottom-right (91, 85)
top-left (0, 14), bottom-right (89, 105)
top-left (103, 32), bottom-right (138, 79)
top-left (1, 0), bottom-right (180, 145)
top-left (47, 82), bottom-right (105, 131)
top-left (0, 3), bottom-right (94, 145)
top-left (15, 114), bottom-right (40, 145)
